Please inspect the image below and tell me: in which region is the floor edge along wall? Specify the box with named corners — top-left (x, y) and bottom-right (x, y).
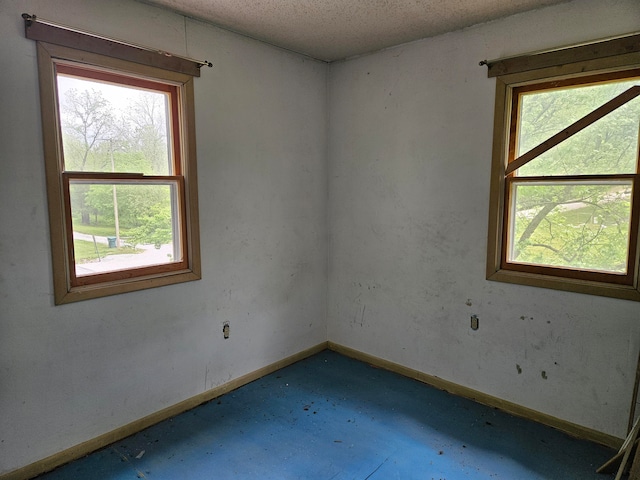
top-left (1, 342), bottom-right (623, 480)
top-left (1, 343), bottom-right (328, 480)
top-left (327, 343), bottom-right (623, 450)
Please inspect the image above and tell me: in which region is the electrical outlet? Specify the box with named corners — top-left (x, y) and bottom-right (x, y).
top-left (470, 315), bottom-right (479, 330)
top-left (223, 322), bottom-right (230, 339)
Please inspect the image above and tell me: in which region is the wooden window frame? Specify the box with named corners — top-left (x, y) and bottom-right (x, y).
top-left (36, 42), bottom-right (201, 304)
top-left (486, 39), bottom-right (640, 302)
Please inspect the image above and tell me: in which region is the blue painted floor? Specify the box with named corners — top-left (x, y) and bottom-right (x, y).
top-left (36, 350), bottom-right (616, 479)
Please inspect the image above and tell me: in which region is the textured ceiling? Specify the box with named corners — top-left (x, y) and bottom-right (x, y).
top-left (141, 0), bottom-right (569, 62)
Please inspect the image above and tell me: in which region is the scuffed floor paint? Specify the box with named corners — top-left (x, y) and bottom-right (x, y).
top-left (35, 351), bottom-right (615, 479)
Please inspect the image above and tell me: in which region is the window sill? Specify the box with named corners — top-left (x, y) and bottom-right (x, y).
top-left (487, 268), bottom-right (640, 302)
top-left (56, 269), bottom-right (201, 305)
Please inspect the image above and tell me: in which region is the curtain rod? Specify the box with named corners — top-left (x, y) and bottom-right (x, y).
top-left (22, 13), bottom-right (213, 70)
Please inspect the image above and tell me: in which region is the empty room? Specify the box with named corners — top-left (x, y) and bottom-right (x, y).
top-left (1, 0), bottom-right (640, 478)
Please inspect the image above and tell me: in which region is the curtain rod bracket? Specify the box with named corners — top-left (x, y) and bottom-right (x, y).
top-left (22, 13), bottom-right (35, 27)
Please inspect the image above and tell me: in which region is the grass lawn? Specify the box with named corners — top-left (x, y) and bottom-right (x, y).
top-left (74, 239), bottom-right (138, 263)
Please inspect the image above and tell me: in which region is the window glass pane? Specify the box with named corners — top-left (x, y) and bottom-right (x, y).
top-left (57, 74), bottom-right (172, 175)
top-left (507, 181), bottom-right (632, 273)
top-left (516, 79), bottom-right (640, 176)
top-left (69, 182), bottom-right (182, 277)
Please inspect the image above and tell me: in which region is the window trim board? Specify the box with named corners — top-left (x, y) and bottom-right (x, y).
top-left (36, 42), bottom-right (201, 304)
top-left (484, 32), bottom-right (640, 78)
top-left (486, 52), bottom-right (640, 302)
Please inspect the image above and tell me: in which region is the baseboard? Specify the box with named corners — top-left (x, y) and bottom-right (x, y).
top-left (327, 341), bottom-right (624, 451)
top-left (5, 340), bottom-right (621, 479)
top-left (2, 342), bottom-right (328, 480)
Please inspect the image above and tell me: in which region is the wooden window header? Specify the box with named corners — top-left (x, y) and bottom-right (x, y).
top-left (22, 13), bottom-right (211, 77)
top-left (481, 32), bottom-right (640, 78)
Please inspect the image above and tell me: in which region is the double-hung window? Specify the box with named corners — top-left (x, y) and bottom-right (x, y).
top-left (30, 20), bottom-right (202, 304)
top-left (486, 34), bottom-right (640, 301)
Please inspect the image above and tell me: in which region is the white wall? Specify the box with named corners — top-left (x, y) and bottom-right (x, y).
top-left (2, 0), bottom-right (640, 474)
top-left (0, 0), bottom-right (327, 473)
top-left (327, 0), bottom-right (640, 440)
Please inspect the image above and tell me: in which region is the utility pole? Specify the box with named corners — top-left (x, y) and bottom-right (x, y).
top-left (110, 139), bottom-right (121, 248)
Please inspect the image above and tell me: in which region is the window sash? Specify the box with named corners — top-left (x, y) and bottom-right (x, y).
top-left (55, 61), bottom-right (189, 288)
top-left (501, 175), bottom-right (639, 285)
top-left (506, 85), bottom-right (640, 176)
top-left (63, 174), bottom-right (189, 287)
top-left (501, 72), bottom-right (640, 284)
top-left (55, 62), bottom-right (183, 177)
